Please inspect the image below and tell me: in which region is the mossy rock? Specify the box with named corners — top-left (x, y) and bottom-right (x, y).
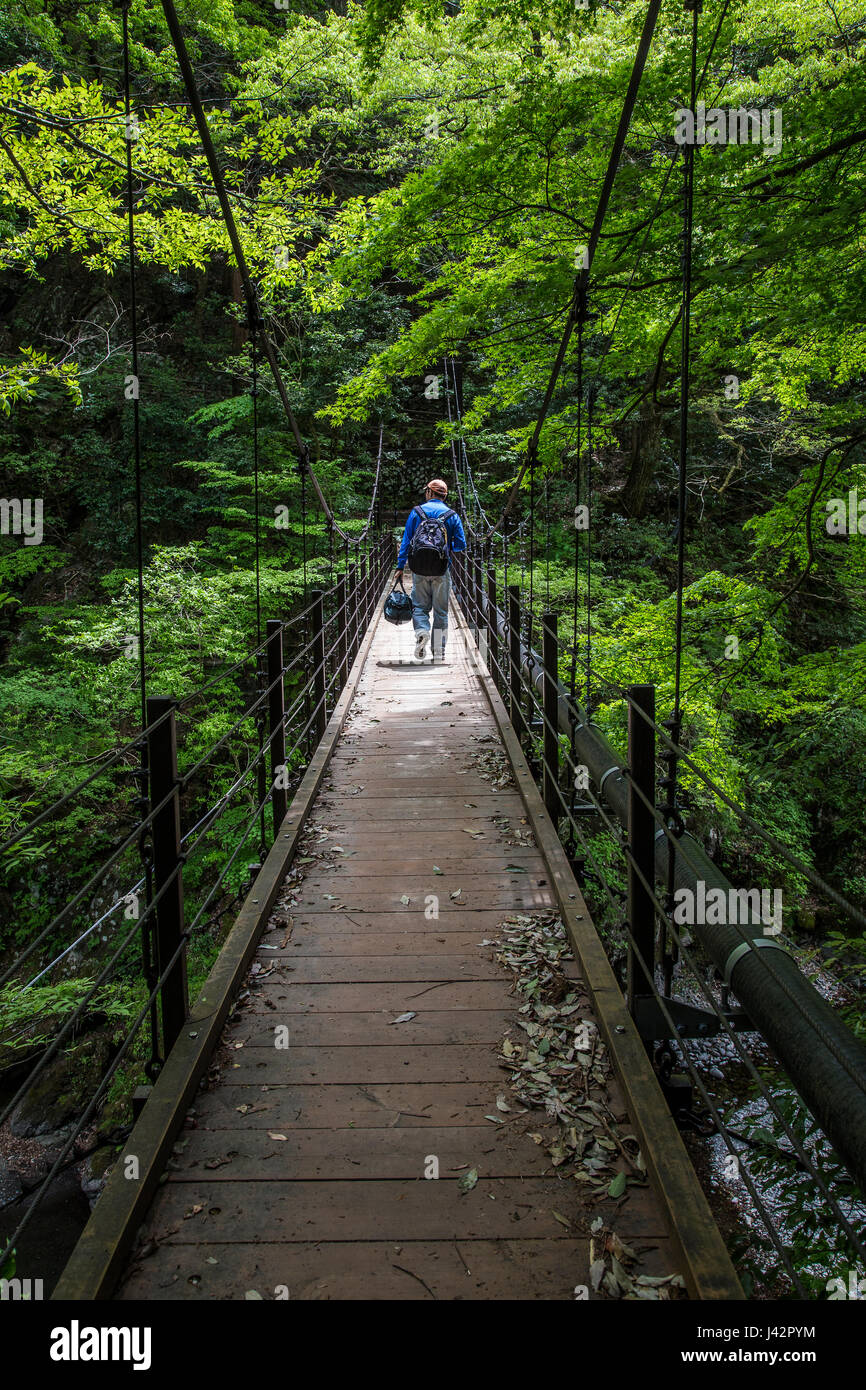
top-left (10, 1033), bottom-right (114, 1138)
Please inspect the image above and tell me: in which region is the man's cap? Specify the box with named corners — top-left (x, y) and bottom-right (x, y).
top-left (425, 478), bottom-right (448, 497)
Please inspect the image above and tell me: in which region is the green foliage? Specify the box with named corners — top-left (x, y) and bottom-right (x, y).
top-left (1, 0), bottom-right (865, 1300)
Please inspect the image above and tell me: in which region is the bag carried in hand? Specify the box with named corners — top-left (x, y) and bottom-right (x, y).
top-left (384, 576), bottom-right (413, 624)
top-left (407, 505), bottom-right (454, 577)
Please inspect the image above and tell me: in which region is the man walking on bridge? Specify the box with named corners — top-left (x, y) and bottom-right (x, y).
top-left (395, 479), bottom-right (466, 662)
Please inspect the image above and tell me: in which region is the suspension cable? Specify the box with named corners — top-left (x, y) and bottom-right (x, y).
top-left (159, 0), bottom-right (381, 548)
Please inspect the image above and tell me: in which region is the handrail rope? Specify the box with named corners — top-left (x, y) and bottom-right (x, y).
top-left (458, 584), bottom-right (857, 1224)
top-left (0, 850), bottom-right (185, 1131)
top-left (0, 774), bottom-right (187, 989)
top-left (1, 570), bottom-right (355, 857)
top-left (457, 590), bottom-right (866, 1202)
top-left (0, 912), bottom-right (195, 1273)
top-left (463, 584), bottom-right (866, 1091)
top-left (560, 810), bottom-right (809, 1295)
top-left (508, 646), bottom-right (866, 1096)
top-left (14, 665), bottom-right (329, 996)
top-left (482, 562), bottom-right (866, 936)
top-left (4, 535), bottom-right (389, 1003)
top-left (179, 665), bottom-right (346, 942)
top-left (539, 726), bottom-right (866, 1252)
top-left (0, 707), bottom-right (172, 855)
top-left (582, 663), bottom-right (866, 935)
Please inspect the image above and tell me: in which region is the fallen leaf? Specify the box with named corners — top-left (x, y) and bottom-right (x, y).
top-left (267, 1132), bottom-right (288, 1142)
top-left (458, 1168), bottom-right (478, 1194)
top-left (389, 1012), bottom-right (417, 1025)
top-left (607, 1171), bottom-right (627, 1199)
top-left (495, 1095), bottom-right (511, 1112)
top-left (245, 1290), bottom-right (264, 1301)
top-left (433, 866), bottom-right (443, 875)
top-left (551, 1210), bottom-right (571, 1230)
top-left (590, 1259), bottom-right (606, 1292)
top-left (449, 889), bottom-right (462, 900)
top-left (400, 895), bottom-right (411, 905)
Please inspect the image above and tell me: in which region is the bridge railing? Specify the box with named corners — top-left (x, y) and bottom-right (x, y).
top-left (0, 529), bottom-right (393, 1276)
top-left (452, 549), bottom-right (866, 1295)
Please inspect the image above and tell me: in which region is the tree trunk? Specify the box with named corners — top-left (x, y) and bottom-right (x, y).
top-left (618, 371), bottom-right (665, 518)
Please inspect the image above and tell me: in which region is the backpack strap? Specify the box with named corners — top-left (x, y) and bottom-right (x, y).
top-left (413, 505), bottom-right (428, 522)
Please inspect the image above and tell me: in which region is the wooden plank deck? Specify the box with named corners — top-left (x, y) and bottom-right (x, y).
top-left (115, 594), bottom-right (690, 1301)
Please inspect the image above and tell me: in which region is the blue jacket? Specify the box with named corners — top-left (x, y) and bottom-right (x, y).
top-left (397, 500), bottom-right (467, 572)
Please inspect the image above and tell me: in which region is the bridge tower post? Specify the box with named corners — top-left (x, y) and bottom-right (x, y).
top-left (146, 696), bottom-right (189, 1054)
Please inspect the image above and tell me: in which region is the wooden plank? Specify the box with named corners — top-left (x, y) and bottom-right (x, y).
top-left (253, 954), bottom-right (515, 982)
top-left (287, 883), bottom-right (556, 911)
top-left (115, 1239), bottom-right (598, 1301)
top-left (284, 910), bottom-right (534, 931)
top-left (148, 1125), bottom-right (558, 1180)
top-left (208, 1043), bottom-right (508, 1084)
top-left (297, 853), bottom-right (542, 873)
top-left (124, 1178), bottom-right (671, 1244)
top-left (180, 1081), bottom-right (516, 1129)
top-left (234, 1009), bottom-right (519, 1047)
top-left (271, 930), bottom-right (522, 954)
top-left (239, 980), bottom-right (518, 1012)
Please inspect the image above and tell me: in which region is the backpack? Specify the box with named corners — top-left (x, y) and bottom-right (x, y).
top-left (407, 504), bottom-right (455, 577)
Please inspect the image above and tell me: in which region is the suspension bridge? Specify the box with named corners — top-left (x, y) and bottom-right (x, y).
top-left (2, 0), bottom-right (865, 1303)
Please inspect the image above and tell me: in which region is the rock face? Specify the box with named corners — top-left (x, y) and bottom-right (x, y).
top-left (80, 1146), bottom-right (117, 1209)
top-left (0, 1158), bottom-right (24, 1209)
top-left (9, 1035), bottom-right (114, 1139)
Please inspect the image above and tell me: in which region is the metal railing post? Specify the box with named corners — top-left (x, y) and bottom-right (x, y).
top-left (473, 553), bottom-right (483, 635)
top-left (146, 695), bottom-right (189, 1054)
top-left (267, 620), bottom-right (287, 837)
top-left (507, 584), bottom-right (525, 740)
top-left (311, 589), bottom-right (326, 744)
top-left (542, 612), bottom-right (561, 824)
top-left (358, 553), bottom-right (368, 633)
top-left (486, 567), bottom-right (499, 689)
top-left (627, 683), bottom-right (657, 1017)
top-left (336, 574), bottom-right (348, 689)
top-left (347, 562), bottom-right (358, 664)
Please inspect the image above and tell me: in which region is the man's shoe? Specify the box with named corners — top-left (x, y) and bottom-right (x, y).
top-left (414, 631), bottom-right (429, 660)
